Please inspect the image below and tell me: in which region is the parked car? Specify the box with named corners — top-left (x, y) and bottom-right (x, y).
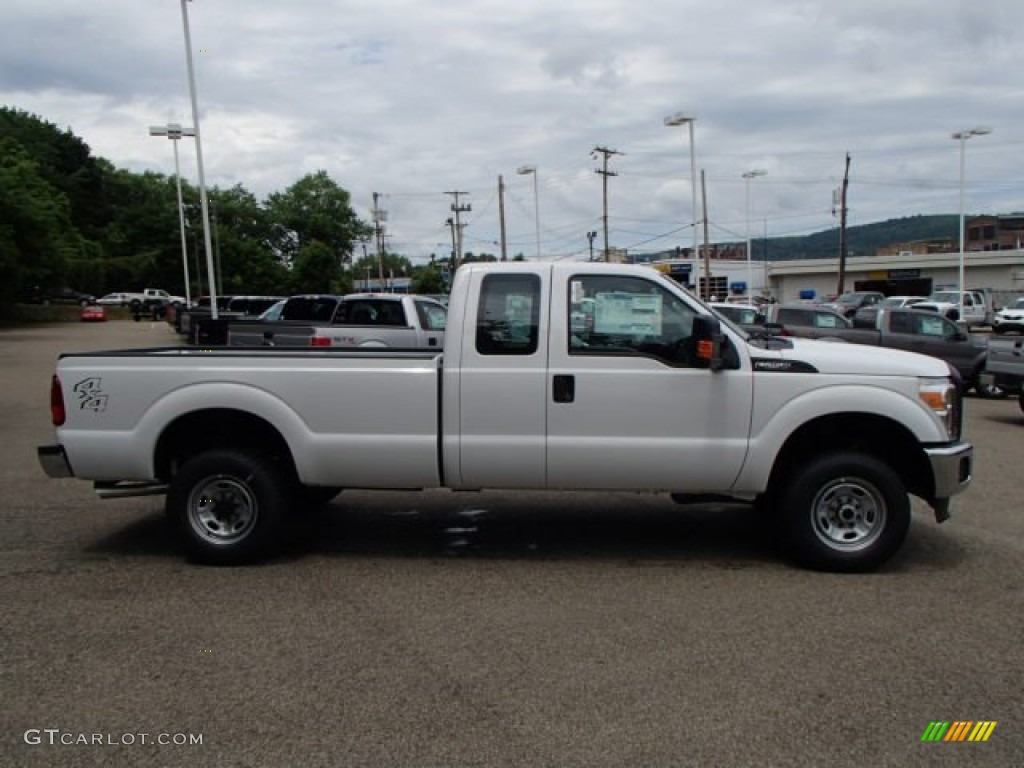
top-left (97, 293), bottom-right (133, 306)
top-left (733, 305), bottom-right (999, 397)
top-left (852, 295), bottom-right (928, 328)
top-left (913, 290), bottom-right (990, 328)
top-left (821, 291), bottom-right (885, 318)
top-left (709, 302), bottom-right (764, 326)
top-left (227, 293), bottom-right (448, 349)
top-left (991, 297), bottom-right (1024, 335)
top-left (982, 337), bottom-right (1024, 414)
top-left (79, 305), bottom-right (107, 322)
top-left (28, 287), bottom-right (96, 306)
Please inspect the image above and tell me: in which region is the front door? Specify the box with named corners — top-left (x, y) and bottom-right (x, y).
top-left (545, 272), bottom-right (753, 491)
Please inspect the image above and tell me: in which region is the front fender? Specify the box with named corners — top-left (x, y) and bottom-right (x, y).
top-left (733, 383), bottom-right (945, 493)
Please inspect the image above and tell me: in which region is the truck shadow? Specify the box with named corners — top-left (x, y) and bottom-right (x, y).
top-left (85, 492), bottom-right (966, 571)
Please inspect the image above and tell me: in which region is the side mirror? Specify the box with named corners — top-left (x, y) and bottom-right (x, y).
top-left (693, 314), bottom-right (726, 371)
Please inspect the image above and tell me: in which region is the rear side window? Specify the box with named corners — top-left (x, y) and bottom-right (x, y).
top-left (336, 300), bottom-right (407, 326)
top-left (777, 308), bottom-right (809, 326)
top-left (281, 297), bottom-right (338, 322)
top-left (476, 274), bottom-right (540, 355)
top-left (415, 300), bottom-right (447, 331)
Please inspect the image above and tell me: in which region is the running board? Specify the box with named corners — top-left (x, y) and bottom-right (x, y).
top-left (94, 481), bottom-right (169, 499)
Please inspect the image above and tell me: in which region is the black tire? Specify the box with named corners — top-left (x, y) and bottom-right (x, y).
top-left (167, 449), bottom-right (291, 565)
top-left (972, 379), bottom-right (1008, 399)
top-left (778, 452), bottom-right (910, 573)
top-left (1019, 392), bottom-right (1024, 415)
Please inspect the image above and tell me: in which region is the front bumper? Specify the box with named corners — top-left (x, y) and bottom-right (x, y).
top-left (924, 441), bottom-right (973, 522)
top-left (38, 445), bottom-right (74, 478)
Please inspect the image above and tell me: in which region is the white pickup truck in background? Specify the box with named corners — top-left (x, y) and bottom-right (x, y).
top-left (913, 290), bottom-right (990, 328)
top-left (226, 293), bottom-right (448, 348)
top-left (38, 262), bottom-right (973, 572)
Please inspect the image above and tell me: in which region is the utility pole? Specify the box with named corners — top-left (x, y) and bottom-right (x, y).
top-left (700, 169), bottom-right (711, 298)
top-left (836, 153), bottom-right (851, 296)
top-left (372, 192), bottom-right (387, 291)
top-left (498, 175), bottom-right (508, 261)
top-left (592, 146), bottom-right (623, 261)
top-left (446, 191), bottom-right (471, 269)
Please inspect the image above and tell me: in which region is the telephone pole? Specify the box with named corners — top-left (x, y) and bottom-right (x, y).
top-left (498, 175), bottom-right (508, 261)
top-left (446, 191), bottom-right (471, 269)
top-left (592, 146), bottom-right (623, 261)
top-left (836, 153), bottom-right (850, 296)
top-left (372, 192), bottom-right (387, 290)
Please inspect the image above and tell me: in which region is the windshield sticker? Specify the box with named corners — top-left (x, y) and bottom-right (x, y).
top-left (73, 378), bottom-right (109, 412)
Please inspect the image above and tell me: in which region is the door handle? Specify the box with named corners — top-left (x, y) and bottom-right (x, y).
top-left (553, 374), bottom-right (575, 403)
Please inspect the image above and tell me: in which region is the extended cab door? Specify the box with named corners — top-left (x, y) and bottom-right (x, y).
top-left (451, 269), bottom-right (549, 488)
top-left (545, 270), bottom-right (753, 491)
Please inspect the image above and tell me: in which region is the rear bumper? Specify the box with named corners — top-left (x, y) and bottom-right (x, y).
top-left (38, 445), bottom-right (74, 478)
top-left (924, 441), bottom-right (973, 522)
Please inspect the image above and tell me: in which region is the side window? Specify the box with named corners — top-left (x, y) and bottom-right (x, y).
top-left (815, 312), bottom-right (844, 328)
top-left (415, 300), bottom-right (447, 331)
top-left (914, 313), bottom-right (949, 337)
top-left (777, 308), bottom-right (810, 326)
top-left (476, 274), bottom-right (540, 355)
top-left (567, 274), bottom-right (699, 367)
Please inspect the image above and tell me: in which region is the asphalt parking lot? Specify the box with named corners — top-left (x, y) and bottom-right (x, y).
top-left (1, 319), bottom-right (1022, 767)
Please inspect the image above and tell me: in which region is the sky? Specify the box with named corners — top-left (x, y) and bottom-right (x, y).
top-left (2, 0), bottom-right (1022, 264)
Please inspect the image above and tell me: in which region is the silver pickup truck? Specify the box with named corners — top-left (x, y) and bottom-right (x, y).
top-left (38, 262), bottom-right (973, 572)
top-left (227, 293), bottom-right (447, 348)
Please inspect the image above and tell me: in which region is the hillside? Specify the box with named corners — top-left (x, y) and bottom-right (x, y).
top-left (754, 215), bottom-right (960, 261)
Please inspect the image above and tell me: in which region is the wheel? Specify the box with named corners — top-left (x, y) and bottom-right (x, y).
top-left (778, 452), bottom-right (910, 572)
top-left (293, 485), bottom-right (342, 509)
top-left (167, 449), bottom-right (291, 565)
top-left (972, 379), bottom-right (1008, 399)
top-left (1019, 392), bottom-right (1024, 415)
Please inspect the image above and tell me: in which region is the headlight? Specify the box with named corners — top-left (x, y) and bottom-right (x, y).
top-left (919, 379), bottom-right (959, 440)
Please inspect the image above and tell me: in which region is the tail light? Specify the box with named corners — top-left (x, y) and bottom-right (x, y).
top-left (310, 336), bottom-right (331, 347)
top-left (51, 375), bottom-right (66, 426)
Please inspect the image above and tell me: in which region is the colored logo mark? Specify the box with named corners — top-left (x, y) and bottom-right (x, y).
top-left (921, 721), bottom-right (997, 742)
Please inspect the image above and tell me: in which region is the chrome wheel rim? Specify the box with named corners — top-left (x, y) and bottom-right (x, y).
top-left (810, 477), bottom-right (885, 552)
top-left (188, 476), bottom-right (258, 545)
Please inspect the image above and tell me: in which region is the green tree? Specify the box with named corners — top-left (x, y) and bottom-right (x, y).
top-left (0, 137), bottom-right (80, 308)
top-left (264, 171), bottom-right (369, 267)
top-left (411, 264), bottom-right (445, 294)
top-left (290, 240), bottom-right (353, 294)
top-left (207, 184), bottom-right (286, 295)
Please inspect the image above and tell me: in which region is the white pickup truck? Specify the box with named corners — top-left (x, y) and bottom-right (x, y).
top-left (38, 263), bottom-right (973, 572)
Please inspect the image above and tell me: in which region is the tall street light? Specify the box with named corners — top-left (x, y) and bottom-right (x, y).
top-left (179, 0), bottom-right (218, 318)
top-left (517, 165), bottom-right (541, 259)
top-left (952, 126), bottom-right (992, 310)
top-left (743, 169), bottom-right (767, 301)
top-left (664, 113), bottom-right (698, 260)
top-left (149, 123), bottom-right (195, 307)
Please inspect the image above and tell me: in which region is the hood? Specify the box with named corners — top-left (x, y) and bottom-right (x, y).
top-left (758, 337), bottom-right (951, 377)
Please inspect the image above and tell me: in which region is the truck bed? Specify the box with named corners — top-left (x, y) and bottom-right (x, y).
top-left (53, 346), bottom-right (444, 488)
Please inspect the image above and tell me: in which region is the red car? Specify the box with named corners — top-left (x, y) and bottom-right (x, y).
top-left (79, 305), bottom-right (107, 322)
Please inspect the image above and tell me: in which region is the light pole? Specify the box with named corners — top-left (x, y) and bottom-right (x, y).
top-left (664, 113), bottom-right (698, 260)
top-left (587, 230), bottom-right (597, 261)
top-left (517, 165), bottom-right (541, 259)
top-left (952, 126), bottom-right (992, 310)
top-left (743, 169), bottom-right (767, 302)
top-left (179, 0), bottom-right (218, 318)
top-left (149, 123), bottom-right (194, 306)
